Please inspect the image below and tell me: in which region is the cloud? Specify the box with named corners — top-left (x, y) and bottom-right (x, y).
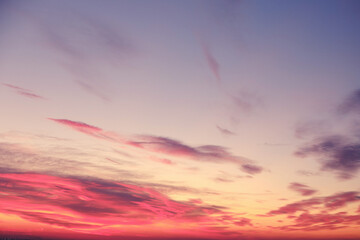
top-left (214, 177), bottom-right (234, 183)
top-left (272, 212), bottom-right (360, 232)
top-left (288, 182), bottom-right (317, 196)
top-left (265, 191), bottom-right (360, 216)
top-left (150, 157), bottom-right (176, 165)
top-left (240, 164), bottom-right (263, 175)
top-left (295, 135), bottom-right (360, 179)
top-left (48, 118), bottom-right (122, 143)
top-left (0, 171), bottom-right (252, 236)
top-left (296, 170), bottom-right (319, 177)
top-left (81, 15), bottom-right (136, 61)
top-left (49, 118), bottom-right (263, 175)
top-left (73, 78), bottom-right (110, 101)
top-left (216, 125), bottom-right (235, 136)
top-left (230, 93), bottom-right (254, 113)
top-left (199, 39), bottom-right (261, 117)
top-left (48, 118), bottom-right (102, 133)
top-left (294, 89), bottom-right (360, 180)
top-left (2, 83), bottom-right (45, 100)
top-left (0, 141), bottom-right (220, 202)
top-left (25, 8), bottom-right (136, 101)
top-left (201, 41), bottom-right (221, 83)
top-left (338, 88), bottom-right (360, 115)
top-left (0, 142), bottom-right (145, 181)
top-left (294, 121), bottom-right (330, 139)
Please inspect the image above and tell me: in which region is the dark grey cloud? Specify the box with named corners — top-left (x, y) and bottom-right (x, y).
top-left (295, 135), bottom-right (360, 179)
top-left (295, 89), bottom-right (360, 179)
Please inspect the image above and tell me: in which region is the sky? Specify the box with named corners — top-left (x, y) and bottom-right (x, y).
top-left (0, 0), bottom-right (360, 239)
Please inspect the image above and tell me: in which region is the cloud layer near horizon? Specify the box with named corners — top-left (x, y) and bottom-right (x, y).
top-left (0, 170), bottom-right (252, 237)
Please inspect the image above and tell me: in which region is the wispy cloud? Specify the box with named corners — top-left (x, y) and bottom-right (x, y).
top-left (24, 8), bottom-right (137, 101)
top-left (201, 41), bottom-right (221, 83)
top-left (337, 88), bottom-right (360, 115)
top-left (0, 142), bottom-right (147, 181)
top-left (296, 170), bottom-right (319, 177)
top-left (230, 91), bottom-right (258, 113)
top-left (216, 125), bottom-right (235, 136)
top-left (294, 120), bottom-right (330, 139)
top-left (0, 171), bottom-right (252, 237)
top-left (150, 156), bottom-right (176, 165)
top-left (295, 89), bottom-right (360, 179)
top-left (288, 182), bottom-right (317, 196)
top-left (295, 135), bottom-right (360, 179)
top-left (265, 191), bottom-right (359, 216)
top-left (271, 212), bottom-right (360, 232)
top-left (49, 118), bottom-right (264, 175)
top-left (2, 83), bottom-right (45, 100)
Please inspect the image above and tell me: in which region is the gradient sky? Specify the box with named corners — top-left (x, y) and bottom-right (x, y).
top-left (0, 0), bottom-right (360, 239)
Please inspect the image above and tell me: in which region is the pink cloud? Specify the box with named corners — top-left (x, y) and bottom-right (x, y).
top-left (0, 171), bottom-right (251, 237)
top-left (272, 212), bottom-right (360, 232)
top-left (150, 156), bottom-right (175, 165)
top-left (266, 191), bottom-right (360, 216)
top-left (49, 118), bottom-right (263, 175)
top-left (48, 118), bottom-right (102, 132)
top-left (2, 83), bottom-right (45, 100)
top-left (288, 182), bottom-right (317, 196)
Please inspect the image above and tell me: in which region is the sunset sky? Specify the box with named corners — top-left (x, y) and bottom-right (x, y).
top-left (0, 0), bottom-right (360, 239)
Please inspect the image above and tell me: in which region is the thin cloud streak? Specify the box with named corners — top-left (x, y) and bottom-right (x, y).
top-left (23, 8), bottom-right (137, 101)
top-left (2, 83), bottom-right (45, 100)
top-left (216, 125), bottom-right (236, 136)
top-left (201, 41), bottom-right (221, 83)
top-left (0, 142), bottom-right (147, 181)
top-left (49, 118), bottom-right (263, 175)
top-left (265, 191), bottom-right (360, 216)
top-left (288, 182), bottom-right (317, 196)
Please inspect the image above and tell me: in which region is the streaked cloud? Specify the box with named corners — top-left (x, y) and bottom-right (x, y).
top-left (265, 191), bottom-right (359, 216)
top-left (0, 171), bottom-right (252, 236)
top-left (272, 212), bottom-right (360, 232)
top-left (49, 118), bottom-right (263, 175)
top-left (288, 182), bottom-right (317, 196)
top-left (201, 41), bottom-right (221, 83)
top-left (216, 125), bottom-right (236, 136)
top-left (295, 89), bottom-right (360, 179)
top-left (338, 89), bottom-right (360, 115)
top-left (2, 83), bottom-right (45, 100)
top-left (295, 135), bottom-right (360, 179)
